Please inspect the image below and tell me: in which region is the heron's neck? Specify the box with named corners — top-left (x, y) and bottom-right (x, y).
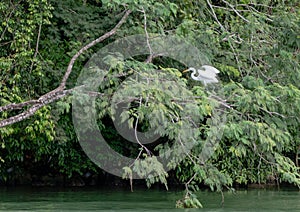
top-left (192, 70), bottom-right (198, 77)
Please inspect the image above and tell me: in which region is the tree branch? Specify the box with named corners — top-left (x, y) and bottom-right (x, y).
top-left (0, 10), bottom-right (131, 128)
top-left (221, 0), bottom-right (250, 23)
top-left (30, 23), bottom-right (42, 72)
top-left (0, 89), bottom-right (72, 128)
top-left (59, 9), bottom-right (131, 90)
top-left (206, 0), bottom-right (226, 32)
top-left (140, 7), bottom-right (154, 64)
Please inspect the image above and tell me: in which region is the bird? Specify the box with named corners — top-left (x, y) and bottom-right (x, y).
top-left (183, 65), bottom-right (220, 86)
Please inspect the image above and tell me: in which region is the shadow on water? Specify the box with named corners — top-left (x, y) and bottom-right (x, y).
top-left (0, 186), bottom-right (299, 211)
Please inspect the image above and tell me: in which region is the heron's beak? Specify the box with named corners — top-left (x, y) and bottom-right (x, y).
top-left (182, 69), bottom-right (189, 73)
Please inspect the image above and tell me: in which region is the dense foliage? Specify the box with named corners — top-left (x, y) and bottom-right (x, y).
top-left (0, 0), bottom-right (299, 208)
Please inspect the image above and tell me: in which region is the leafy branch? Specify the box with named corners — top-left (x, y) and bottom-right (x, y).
top-left (0, 9), bottom-right (131, 128)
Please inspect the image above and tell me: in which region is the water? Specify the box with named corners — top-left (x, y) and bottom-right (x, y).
top-left (0, 186), bottom-right (299, 211)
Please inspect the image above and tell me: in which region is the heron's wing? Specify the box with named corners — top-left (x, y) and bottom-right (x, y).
top-left (202, 65), bottom-right (220, 73)
top-left (204, 78), bottom-right (219, 83)
top-left (197, 70), bottom-right (218, 79)
top-left (196, 70), bottom-right (219, 84)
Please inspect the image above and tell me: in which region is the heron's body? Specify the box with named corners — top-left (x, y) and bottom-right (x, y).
top-left (183, 65), bottom-right (220, 85)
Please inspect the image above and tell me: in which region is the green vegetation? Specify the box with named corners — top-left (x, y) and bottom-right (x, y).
top-left (0, 0), bottom-right (299, 208)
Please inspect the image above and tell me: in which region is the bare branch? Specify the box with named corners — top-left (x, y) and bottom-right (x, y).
top-left (30, 23), bottom-right (42, 71)
top-left (258, 106), bottom-right (286, 118)
top-left (34, 23), bottom-right (42, 59)
top-left (0, 89), bottom-right (72, 128)
top-left (228, 38), bottom-right (242, 76)
top-left (206, 0), bottom-right (226, 31)
top-left (221, 0), bottom-right (250, 23)
top-left (0, 100), bottom-right (37, 112)
top-left (296, 145), bottom-right (300, 167)
top-left (140, 7), bottom-right (154, 63)
top-left (134, 97), bottom-right (152, 156)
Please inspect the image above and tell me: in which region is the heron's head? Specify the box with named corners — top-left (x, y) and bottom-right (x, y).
top-left (182, 67), bottom-right (196, 73)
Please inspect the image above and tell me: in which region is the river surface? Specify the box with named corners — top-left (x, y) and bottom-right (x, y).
top-left (0, 186), bottom-right (299, 211)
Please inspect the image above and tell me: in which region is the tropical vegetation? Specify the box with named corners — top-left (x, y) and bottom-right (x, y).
top-left (0, 0), bottom-right (299, 208)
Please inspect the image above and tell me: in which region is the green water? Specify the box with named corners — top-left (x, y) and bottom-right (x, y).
top-left (0, 187), bottom-right (299, 211)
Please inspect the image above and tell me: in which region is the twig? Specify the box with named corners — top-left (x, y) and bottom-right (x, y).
top-left (30, 23), bottom-right (42, 72)
top-left (228, 38), bottom-right (242, 76)
top-left (239, 3), bottom-right (274, 9)
top-left (140, 7), bottom-right (153, 63)
top-left (206, 0), bottom-right (226, 31)
top-left (221, 0), bottom-right (250, 23)
top-left (212, 5), bottom-right (248, 12)
top-left (134, 97), bottom-right (152, 156)
top-left (33, 23), bottom-right (42, 59)
top-left (130, 148), bottom-right (144, 169)
top-left (258, 156), bottom-right (262, 184)
top-left (178, 137), bottom-right (198, 165)
top-left (220, 190), bottom-right (224, 206)
top-left (0, 1), bottom-right (22, 41)
top-left (296, 145), bottom-right (300, 167)
top-left (185, 172), bottom-right (197, 197)
top-left (243, 4), bottom-right (273, 22)
top-left (258, 106), bottom-right (285, 118)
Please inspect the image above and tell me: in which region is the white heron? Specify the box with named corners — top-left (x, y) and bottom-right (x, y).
top-left (183, 65), bottom-right (220, 86)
